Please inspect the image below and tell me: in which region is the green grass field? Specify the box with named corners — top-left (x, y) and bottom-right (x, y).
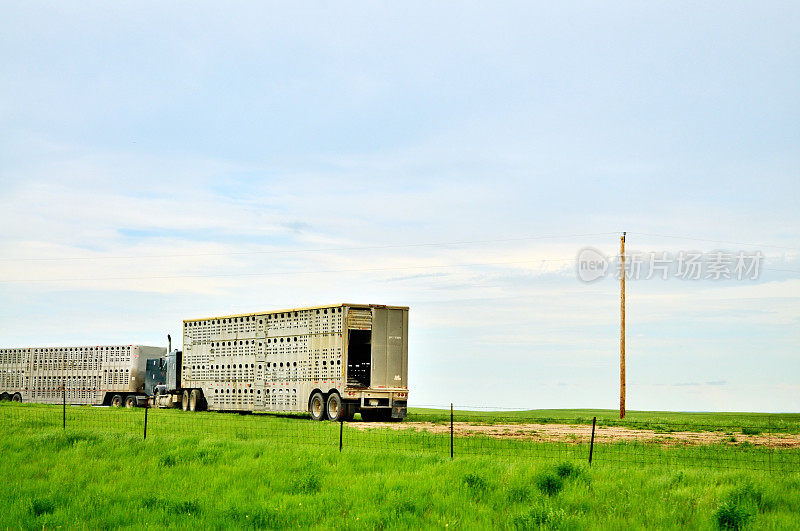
top-left (408, 408), bottom-right (800, 434)
top-left (1, 404), bottom-right (799, 529)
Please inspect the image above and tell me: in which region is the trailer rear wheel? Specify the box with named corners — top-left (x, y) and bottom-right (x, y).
top-left (111, 394), bottom-right (123, 407)
top-left (309, 392), bottom-right (326, 421)
top-left (124, 395), bottom-right (137, 408)
top-left (326, 393), bottom-right (343, 422)
top-left (189, 389), bottom-right (203, 412)
top-left (11, 393), bottom-right (22, 403)
top-left (181, 390), bottom-right (190, 411)
top-left (0, 393), bottom-right (9, 401)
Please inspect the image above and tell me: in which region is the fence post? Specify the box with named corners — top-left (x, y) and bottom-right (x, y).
top-left (450, 403), bottom-right (454, 460)
top-left (62, 384), bottom-right (66, 430)
top-left (589, 416), bottom-right (596, 465)
top-left (339, 419), bottom-right (343, 452)
top-left (143, 401), bottom-right (148, 440)
top-left (768, 417), bottom-right (772, 474)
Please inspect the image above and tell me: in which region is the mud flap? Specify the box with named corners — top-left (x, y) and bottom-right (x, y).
top-left (391, 405), bottom-right (407, 419)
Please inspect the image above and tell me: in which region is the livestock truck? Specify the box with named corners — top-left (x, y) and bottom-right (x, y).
top-left (0, 345), bottom-right (166, 407)
top-left (149, 303), bottom-right (409, 421)
top-left (1, 303), bottom-right (410, 422)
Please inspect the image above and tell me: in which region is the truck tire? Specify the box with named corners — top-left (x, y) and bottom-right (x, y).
top-left (12, 392), bottom-right (22, 403)
top-left (111, 394), bottom-right (123, 407)
top-left (326, 393), bottom-right (343, 422)
top-left (181, 390), bottom-right (190, 411)
top-left (0, 393), bottom-right (9, 401)
top-left (309, 392), bottom-right (326, 421)
top-left (124, 395), bottom-right (137, 408)
top-left (189, 389), bottom-right (203, 412)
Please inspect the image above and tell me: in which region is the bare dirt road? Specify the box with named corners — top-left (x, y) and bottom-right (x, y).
top-left (349, 421), bottom-right (800, 448)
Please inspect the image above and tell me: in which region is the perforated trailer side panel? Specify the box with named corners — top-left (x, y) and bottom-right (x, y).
top-left (0, 345), bottom-right (165, 404)
top-left (182, 305), bottom-right (348, 412)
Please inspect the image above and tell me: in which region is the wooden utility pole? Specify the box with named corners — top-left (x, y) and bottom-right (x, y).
top-left (620, 231), bottom-right (626, 419)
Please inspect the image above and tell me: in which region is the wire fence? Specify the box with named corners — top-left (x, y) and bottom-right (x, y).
top-left (1, 402), bottom-right (798, 474)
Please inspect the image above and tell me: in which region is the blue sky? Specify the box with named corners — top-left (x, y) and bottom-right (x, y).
top-left (1, 2), bottom-right (798, 411)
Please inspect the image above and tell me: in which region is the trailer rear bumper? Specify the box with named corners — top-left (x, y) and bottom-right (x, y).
top-left (343, 388), bottom-right (408, 413)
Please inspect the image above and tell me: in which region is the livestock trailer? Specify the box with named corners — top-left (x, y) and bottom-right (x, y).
top-left (0, 345), bottom-right (166, 407)
top-left (155, 303), bottom-right (409, 421)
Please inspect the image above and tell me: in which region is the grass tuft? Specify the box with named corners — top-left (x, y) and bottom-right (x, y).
top-left (741, 427), bottom-right (761, 436)
top-left (512, 503), bottom-right (566, 529)
top-left (170, 500), bottom-right (201, 515)
top-left (507, 485), bottom-right (532, 503)
top-left (463, 472), bottom-right (489, 493)
top-left (292, 471), bottom-right (322, 494)
top-left (554, 462), bottom-right (580, 479)
top-left (39, 431), bottom-right (99, 450)
top-left (28, 497), bottom-right (55, 517)
top-left (728, 483), bottom-right (768, 512)
top-left (535, 473), bottom-right (563, 496)
top-left (669, 471), bottom-right (686, 486)
top-left (714, 482), bottom-right (766, 529)
top-left (191, 448), bottom-right (219, 464)
top-left (143, 497), bottom-right (201, 515)
top-left (714, 500), bottom-right (753, 530)
top-left (393, 498), bottom-right (418, 516)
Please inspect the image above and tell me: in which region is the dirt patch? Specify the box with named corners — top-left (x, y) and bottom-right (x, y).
top-left (348, 421), bottom-right (800, 448)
